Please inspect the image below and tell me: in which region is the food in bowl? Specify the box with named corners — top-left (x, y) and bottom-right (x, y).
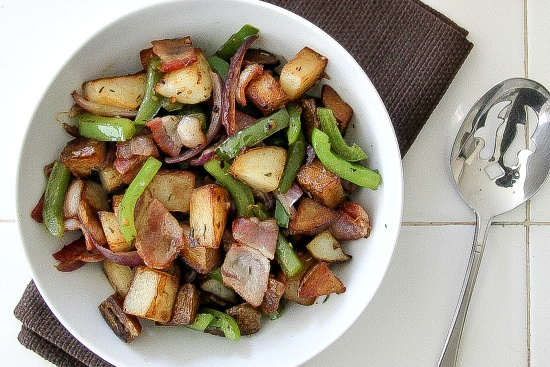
top-left (30, 24), bottom-right (382, 343)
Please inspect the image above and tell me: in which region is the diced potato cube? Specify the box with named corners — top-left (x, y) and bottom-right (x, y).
top-left (298, 261), bottom-right (346, 298)
top-left (189, 184), bottom-right (230, 248)
top-left (159, 283), bottom-right (200, 326)
top-left (245, 71), bottom-right (288, 115)
top-left (155, 50), bottom-right (212, 104)
top-left (306, 231), bottom-right (350, 263)
top-left (102, 259), bottom-right (134, 297)
top-left (98, 211), bottom-right (133, 252)
top-left (147, 169), bottom-right (196, 213)
top-left (98, 165), bottom-right (124, 193)
top-left (60, 138), bottom-right (107, 178)
top-left (180, 223), bottom-right (222, 274)
top-left (296, 158), bottom-right (345, 209)
top-left (279, 47), bottom-right (327, 100)
top-left (123, 266), bottom-right (179, 323)
top-left (82, 72), bottom-right (146, 110)
top-left (321, 85), bottom-right (353, 133)
top-left (228, 146), bottom-right (287, 192)
top-left (289, 197), bottom-right (338, 236)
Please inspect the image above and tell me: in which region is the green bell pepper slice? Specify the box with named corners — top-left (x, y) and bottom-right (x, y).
top-left (317, 107), bottom-right (367, 162)
top-left (134, 58), bottom-right (164, 125)
top-left (311, 128), bottom-right (381, 190)
top-left (216, 108), bottom-right (290, 160)
top-left (216, 24), bottom-right (259, 61)
top-left (119, 157), bottom-right (162, 243)
top-left (203, 158), bottom-right (255, 218)
top-left (42, 161), bottom-right (72, 237)
top-left (201, 308), bottom-right (241, 341)
top-left (77, 112), bottom-right (136, 141)
top-left (276, 233), bottom-right (303, 278)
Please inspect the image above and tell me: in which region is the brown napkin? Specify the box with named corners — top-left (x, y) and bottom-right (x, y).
top-left (14, 0), bottom-right (473, 366)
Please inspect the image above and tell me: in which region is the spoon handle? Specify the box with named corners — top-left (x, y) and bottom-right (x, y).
top-left (437, 213), bottom-right (492, 367)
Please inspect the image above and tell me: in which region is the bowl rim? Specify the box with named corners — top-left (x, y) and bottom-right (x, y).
top-left (16, 0), bottom-right (404, 366)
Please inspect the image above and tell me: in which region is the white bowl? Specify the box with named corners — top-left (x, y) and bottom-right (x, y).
top-left (16, 0), bottom-right (403, 366)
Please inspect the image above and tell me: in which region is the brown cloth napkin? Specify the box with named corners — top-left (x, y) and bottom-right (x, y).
top-left (14, 0), bottom-right (473, 366)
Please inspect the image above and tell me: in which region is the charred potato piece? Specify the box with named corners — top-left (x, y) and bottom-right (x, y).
top-left (159, 283), bottom-right (200, 326)
top-left (306, 231), bottom-right (350, 263)
top-left (189, 184), bottom-right (230, 248)
top-left (260, 275), bottom-right (287, 315)
top-left (280, 47), bottom-right (328, 100)
top-left (147, 169), bottom-right (196, 213)
top-left (78, 200), bottom-right (107, 246)
top-left (298, 261), bottom-right (346, 298)
top-left (102, 259), bottom-right (134, 297)
top-left (155, 50), bottom-right (212, 104)
top-left (278, 252), bottom-right (316, 306)
top-left (289, 197), bottom-right (338, 236)
top-left (329, 201), bottom-right (371, 240)
top-left (228, 146), bottom-right (287, 192)
top-left (321, 85), bottom-right (353, 133)
top-left (296, 158), bottom-right (346, 209)
top-left (60, 138), bottom-right (107, 178)
top-left (244, 48), bottom-right (281, 68)
top-left (123, 266), bottom-right (179, 323)
top-left (82, 72), bottom-right (146, 110)
top-left (226, 303), bottom-right (262, 335)
top-left (244, 71), bottom-right (288, 115)
top-left (199, 278), bottom-right (239, 304)
top-left (99, 293), bottom-right (142, 343)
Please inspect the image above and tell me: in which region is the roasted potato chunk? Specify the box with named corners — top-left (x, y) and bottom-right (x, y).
top-left (147, 169), bottom-right (196, 213)
top-left (159, 283), bottom-right (200, 326)
top-left (98, 211), bottom-right (133, 252)
top-left (155, 50), bottom-right (212, 104)
top-left (289, 197), bottom-right (338, 236)
top-left (280, 47), bottom-right (327, 100)
top-left (60, 138), bottom-right (107, 178)
top-left (321, 85), bottom-right (353, 133)
top-left (180, 223), bottom-right (222, 274)
top-left (226, 303), bottom-right (262, 335)
top-left (306, 231), bottom-right (350, 263)
top-left (245, 71), bottom-right (288, 115)
top-left (98, 165), bottom-right (124, 193)
top-left (296, 158), bottom-right (346, 209)
top-left (298, 261), bottom-right (346, 298)
top-left (102, 259), bottom-right (134, 297)
top-left (82, 72), bottom-right (146, 110)
top-left (189, 184), bottom-right (230, 248)
top-left (229, 146), bottom-right (287, 192)
top-left (99, 293), bottom-right (142, 343)
top-left (123, 266), bottom-right (179, 323)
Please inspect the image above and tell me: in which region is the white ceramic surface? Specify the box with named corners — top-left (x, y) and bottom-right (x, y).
top-left (6, 0), bottom-right (550, 366)
top-left (13, 1), bottom-right (403, 366)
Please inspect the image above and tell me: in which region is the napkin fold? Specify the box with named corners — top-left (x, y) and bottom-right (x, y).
top-left (14, 0), bottom-right (473, 366)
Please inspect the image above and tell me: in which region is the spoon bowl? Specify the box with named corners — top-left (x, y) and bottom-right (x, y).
top-left (439, 78), bottom-right (550, 366)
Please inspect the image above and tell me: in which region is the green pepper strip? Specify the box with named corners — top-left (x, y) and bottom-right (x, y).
top-left (286, 103), bottom-right (302, 145)
top-left (42, 161), bottom-right (71, 237)
top-left (134, 58), bottom-right (163, 125)
top-left (274, 200), bottom-right (290, 228)
top-left (276, 233), bottom-right (303, 278)
top-left (207, 55), bottom-right (230, 81)
top-left (186, 313), bottom-right (215, 332)
top-left (216, 24), bottom-right (259, 61)
top-left (278, 132), bottom-right (306, 194)
top-left (311, 128), bottom-right (381, 190)
top-left (119, 157), bottom-right (162, 243)
top-left (201, 308), bottom-right (241, 341)
top-left (77, 112), bottom-right (136, 141)
top-left (317, 107), bottom-right (367, 162)
top-left (203, 158), bottom-right (255, 218)
top-left (216, 108), bottom-right (290, 160)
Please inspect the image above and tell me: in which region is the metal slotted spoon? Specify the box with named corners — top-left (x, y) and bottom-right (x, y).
top-left (439, 78), bottom-right (550, 367)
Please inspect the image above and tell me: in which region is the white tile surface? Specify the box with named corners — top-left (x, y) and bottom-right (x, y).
top-left (2, 0), bottom-right (550, 366)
